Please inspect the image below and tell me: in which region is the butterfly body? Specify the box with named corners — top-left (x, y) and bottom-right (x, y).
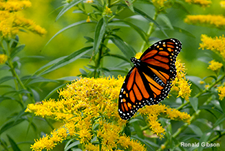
top-left (118, 38), bottom-right (182, 120)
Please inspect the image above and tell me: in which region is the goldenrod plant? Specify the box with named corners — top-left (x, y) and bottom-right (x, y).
top-left (1, 0), bottom-right (225, 151)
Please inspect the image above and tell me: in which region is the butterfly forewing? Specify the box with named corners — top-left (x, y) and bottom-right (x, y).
top-left (118, 38), bottom-right (182, 120)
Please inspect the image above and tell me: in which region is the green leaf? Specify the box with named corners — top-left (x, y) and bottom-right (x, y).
top-left (188, 124), bottom-right (203, 137)
top-left (0, 119), bottom-right (25, 135)
top-left (0, 76), bottom-right (16, 84)
top-left (125, 0), bottom-right (134, 12)
top-left (30, 88), bottom-right (40, 102)
top-left (64, 140), bottom-right (80, 151)
top-left (173, 26), bottom-right (195, 38)
top-left (10, 45), bottom-right (25, 58)
top-left (105, 53), bottom-right (130, 62)
top-left (45, 20), bottom-right (90, 46)
top-left (219, 100), bottom-right (225, 113)
top-left (198, 131), bottom-right (212, 151)
top-left (109, 19), bottom-right (148, 43)
top-left (158, 14), bottom-right (174, 30)
top-left (56, 0), bottom-right (83, 21)
top-left (214, 114), bottom-right (225, 127)
top-left (38, 46), bottom-right (93, 76)
top-left (34, 56), bottom-right (67, 75)
top-left (27, 77), bottom-right (58, 85)
top-left (133, 7), bottom-right (168, 37)
top-left (7, 135), bottom-right (21, 151)
top-left (110, 35), bottom-right (136, 59)
top-left (189, 97), bottom-right (198, 111)
top-left (57, 76), bottom-right (79, 81)
top-left (93, 17), bottom-right (107, 55)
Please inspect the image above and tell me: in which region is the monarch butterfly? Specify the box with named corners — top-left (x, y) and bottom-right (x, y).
top-left (118, 38), bottom-right (182, 120)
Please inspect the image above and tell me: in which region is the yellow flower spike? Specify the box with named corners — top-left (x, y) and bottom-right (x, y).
top-left (220, 1), bottom-right (225, 8)
top-left (171, 60), bottom-right (192, 101)
top-left (0, 1), bottom-right (46, 37)
top-left (0, 54), bottom-right (8, 64)
top-left (185, 0), bottom-right (211, 7)
top-left (217, 85), bottom-right (225, 100)
top-left (199, 34), bottom-right (225, 59)
top-left (185, 15), bottom-right (225, 28)
top-left (208, 60), bottom-right (223, 71)
top-left (139, 104), bottom-right (190, 138)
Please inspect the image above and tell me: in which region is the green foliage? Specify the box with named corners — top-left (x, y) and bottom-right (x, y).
top-left (1, 0), bottom-right (225, 150)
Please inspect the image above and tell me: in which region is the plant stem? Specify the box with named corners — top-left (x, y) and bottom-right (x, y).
top-left (139, 12), bottom-right (158, 53)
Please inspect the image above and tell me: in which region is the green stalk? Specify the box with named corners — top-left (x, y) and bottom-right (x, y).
top-left (139, 12), bottom-right (158, 53)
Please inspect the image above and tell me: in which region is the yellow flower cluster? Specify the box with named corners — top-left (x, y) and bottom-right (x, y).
top-left (0, 0), bottom-right (31, 11)
top-left (104, 6), bottom-right (112, 15)
top-left (208, 60), bottom-right (223, 71)
top-left (86, 16), bottom-right (91, 22)
top-left (26, 76), bottom-right (191, 150)
top-left (184, 15), bottom-right (225, 28)
top-left (0, 0), bottom-right (46, 37)
top-left (221, 1), bottom-right (225, 8)
top-left (27, 77), bottom-right (145, 150)
top-left (139, 104), bottom-right (190, 138)
top-left (0, 54), bottom-right (7, 64)
top-left (86, 0), bottom-right (93, 3)
top-left (185, 0), bottom-right (211, 7)
top-left (199, 34), bottom-right (225, 59)
top-left (217, 85), bottom-right (225, 100)
top-left (152, 0), bottom-right (168, 8)
top-left (171, 60), bottom-right (192, 101)
top-left (135, 52), bottom-right (143, 59)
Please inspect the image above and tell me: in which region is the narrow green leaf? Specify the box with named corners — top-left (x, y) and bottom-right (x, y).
top-left (158, 14), bottom-right (174, 30)
top-left (45, 20), bottom-right (90, 47)
top-left (39, 46), bottom-right (93, 76)
top-left (125, 0), bottom-right (134, 12)
top-left (34, 56), bottom-right (67, 75)
top-left (10, 45), bottom-right (25, 58)
top-left (173, 26), bottom-right (195, 38)
top-left (105, 53), bottom-right (130, 62)
top-left (110, 35), bottom-right (136, 59)
top-left (64, 140), bottom-right (80, 151)
top-left (93, 17), bottom-right (107, 55)
top-left (188, 124), bottom-right (203, 137)
top-left (133, 7), bottom-right (168, 37)
top-left (189, 97), bottom-right (198, 111)
top-left (56, 0), bottom-right (83, 21)
top-left (219, 100), bottom-right (225, 113)
top-left (0, 76), bottom-right (16, 84)
top-left (57, 76), bottom-right (79, 81)
top-left (2, 40), bottom-right (8, 52)
top-left (30, 88), bottom-right (40, 102)
top-left (0, 119), bottom-right (25, 135)
top-left (198, 131), bottom-right (212, 151)
top-left (7, 135), bottom-right (21, 151)
top-left (214, 114), bottom-right (225, 127)
top-left (109, 19), bottom-right (148, 43)
top-left (27, 77), bottom-right (58, 85)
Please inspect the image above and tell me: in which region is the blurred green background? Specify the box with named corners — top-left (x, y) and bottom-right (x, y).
top-left (0, 0), bottom-right (225, 150)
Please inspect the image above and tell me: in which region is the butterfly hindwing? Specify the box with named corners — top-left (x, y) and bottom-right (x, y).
top-left (118, 38), bottom-right (182, 120)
